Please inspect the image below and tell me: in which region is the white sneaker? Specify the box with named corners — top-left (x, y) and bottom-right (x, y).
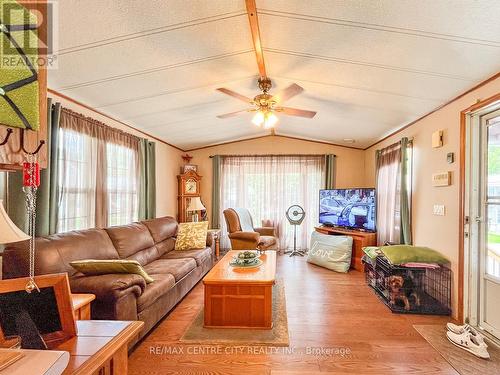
top-left (446, 323), bottom-right (487, 347)
top-left (446, 331), bottom-right (490, 359)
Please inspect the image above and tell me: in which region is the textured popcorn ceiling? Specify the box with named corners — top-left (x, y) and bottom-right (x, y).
top-left (49, 0), bottom-right (500, 150)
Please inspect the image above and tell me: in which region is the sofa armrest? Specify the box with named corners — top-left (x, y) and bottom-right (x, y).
top-left (255, 227), bottom-right (276, 237)
top-left (70, 273), bottom-right (146, 301)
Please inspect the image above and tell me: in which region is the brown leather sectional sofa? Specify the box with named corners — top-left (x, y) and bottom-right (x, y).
top-left (2, 216), bottom-right (215, 342)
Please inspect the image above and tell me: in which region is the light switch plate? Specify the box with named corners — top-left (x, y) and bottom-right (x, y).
top-left (432, 171), bottom-right (451, 186)
top-left (433, 205), bottom-right (445, 216)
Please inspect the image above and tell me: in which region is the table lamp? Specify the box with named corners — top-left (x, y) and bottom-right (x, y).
top-left (187, 197), bottom-right (205, 222)
top-left (0, 199), bottom-right (29, 244)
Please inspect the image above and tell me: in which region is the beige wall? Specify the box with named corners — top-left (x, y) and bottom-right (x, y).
top-left (364, 76), bottom-right (500, 318)
top-left (48, 92), bottom-right (183, 217)
top-left (189, 135), bottom-right (368, 223)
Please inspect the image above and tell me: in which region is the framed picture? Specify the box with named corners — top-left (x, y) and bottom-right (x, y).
top-left (0, 273), bottom-right (76, 349)
top-left (183, 164), bottom-right (198, 173)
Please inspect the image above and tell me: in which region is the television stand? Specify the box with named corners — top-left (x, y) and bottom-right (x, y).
top-left (315, 226), bottom-right (377, 271)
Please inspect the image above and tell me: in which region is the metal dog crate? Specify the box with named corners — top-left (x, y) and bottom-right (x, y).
top-left (364, 256), bottom-right (451, 315)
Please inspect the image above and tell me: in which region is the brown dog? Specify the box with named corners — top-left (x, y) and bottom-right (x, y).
top-left (386, 275), bottom-right (421, 311)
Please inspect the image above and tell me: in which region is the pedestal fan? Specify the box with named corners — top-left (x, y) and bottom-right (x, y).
top-left (285, 205), bottom-right (306, 257)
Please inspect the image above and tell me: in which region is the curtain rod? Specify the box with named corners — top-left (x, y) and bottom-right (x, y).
top-left (209, 154), bottom-right (336, 158)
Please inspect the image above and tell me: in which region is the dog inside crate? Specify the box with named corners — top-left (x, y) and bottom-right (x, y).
top-left (385, 270), bottom-right (423, 311)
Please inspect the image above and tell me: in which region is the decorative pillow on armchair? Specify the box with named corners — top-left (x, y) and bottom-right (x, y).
top-left (175, 221), bottom-right (209, 251)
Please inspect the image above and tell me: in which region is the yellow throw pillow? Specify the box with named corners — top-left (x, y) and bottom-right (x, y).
top-left (70, 259), bottom-right (154, 283)
top-left (175, 221), bottom-right (209, 251)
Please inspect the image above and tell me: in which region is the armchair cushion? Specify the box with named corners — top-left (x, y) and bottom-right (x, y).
top-left (255, 227), bottom-right (276, 236)
top-left (232, 208), bottom-right (255, 232)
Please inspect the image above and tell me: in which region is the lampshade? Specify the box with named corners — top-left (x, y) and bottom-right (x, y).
top-left (0, 200), bottom-right (30, 244)
top-left (187, 197), bottom-right (206, 212)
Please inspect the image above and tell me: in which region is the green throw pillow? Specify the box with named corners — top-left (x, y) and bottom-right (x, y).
top-left (381, 245), bottom-right (449, 265)
top-left (70, 259), bottom-right (154, 283)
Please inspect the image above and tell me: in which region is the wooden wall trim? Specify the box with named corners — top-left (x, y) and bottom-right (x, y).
top-left (47, 88), bottom-right (185, 152)
top-left (365, 72), bottom-right (500, 150)
top-left (185, 133), bottom-right (363, 152)
top-left (458, 91), bottom-right (500, 324)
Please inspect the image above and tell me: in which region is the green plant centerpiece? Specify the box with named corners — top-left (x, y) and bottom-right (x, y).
top-left (230, 250), bottom-right (262, 268)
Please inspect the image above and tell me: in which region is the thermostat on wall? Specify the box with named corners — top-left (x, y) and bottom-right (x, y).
top-left (432, 171), bottom-right (451, 186)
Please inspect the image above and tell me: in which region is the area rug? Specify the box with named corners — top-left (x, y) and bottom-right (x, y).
top-left (414, 325), bottom-right (500, 375)
top-left (180, 279), bottom-right (289, 346)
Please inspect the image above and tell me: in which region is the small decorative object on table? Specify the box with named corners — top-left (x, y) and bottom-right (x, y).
top-left (229, 251), bottom-right (263, 268)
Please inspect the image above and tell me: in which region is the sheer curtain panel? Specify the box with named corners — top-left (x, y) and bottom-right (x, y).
top-left (220, 155), bottom-right (324, 250)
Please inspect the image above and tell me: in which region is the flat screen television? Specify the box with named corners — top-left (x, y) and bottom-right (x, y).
top-left (319, 188), bottom-right (376, 231)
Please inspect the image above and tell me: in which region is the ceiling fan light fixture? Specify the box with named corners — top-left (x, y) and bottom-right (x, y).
top-left (252, 110), bottom-right (265, 127)
top-left (263, 111), bottom-right (278, 129)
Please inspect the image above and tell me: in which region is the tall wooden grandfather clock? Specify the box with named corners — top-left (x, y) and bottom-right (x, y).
top-left (177, 170), bottom-right (202, 223)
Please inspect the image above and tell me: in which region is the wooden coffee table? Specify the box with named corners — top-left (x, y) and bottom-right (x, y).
top-left (203, 250), bottom-right (276, 329)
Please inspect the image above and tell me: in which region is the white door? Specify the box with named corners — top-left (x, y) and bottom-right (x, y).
top-left (468, 108), bottom-right (500, 340)
top-left (479, 110), bottom-right (500, 339)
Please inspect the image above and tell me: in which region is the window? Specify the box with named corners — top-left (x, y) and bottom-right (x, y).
top-left (56, 110), bottom-right (140, 233)
top-left (57, 128), bottom-right (97, 232)
top-left (220, 155), bottom-right (324, 250)
top-left (106, 143), bottom-right (139, 226)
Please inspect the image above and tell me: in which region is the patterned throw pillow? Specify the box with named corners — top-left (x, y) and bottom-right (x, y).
top-left (175, 221), bottom-right (209, 251)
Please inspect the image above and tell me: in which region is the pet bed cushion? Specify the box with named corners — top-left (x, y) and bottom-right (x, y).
top-left (381, 245), bottom-right (449, 265)
top-left (307, 232), bottom-right (353, 273)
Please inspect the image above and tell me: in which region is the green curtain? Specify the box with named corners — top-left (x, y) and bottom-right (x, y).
top-left (7, 99), bottom-right (61, 236)
top-left (400, 137), bottom-right (412, 244)
top-left (325, 154), bottom-right (336, 189)
top-left (211, 155), bottom-right (221, 228)
top-left (139, 138), bottom-right (156, 220)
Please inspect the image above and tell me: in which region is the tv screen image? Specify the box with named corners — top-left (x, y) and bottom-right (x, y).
top-left (319, 188), bottom-right (376, 231)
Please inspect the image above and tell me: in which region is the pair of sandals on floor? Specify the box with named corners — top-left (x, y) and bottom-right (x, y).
top-left (446, 323), bottom-right (490, 359)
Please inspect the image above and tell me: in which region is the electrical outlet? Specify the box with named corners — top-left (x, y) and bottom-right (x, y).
top-left (433, 205), bottom-right (445, 216)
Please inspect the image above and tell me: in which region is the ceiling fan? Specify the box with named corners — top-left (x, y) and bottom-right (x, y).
top-left (216, 0), bottom-right (316, 130)
top-left (216, 77), bottom-right (317, 129)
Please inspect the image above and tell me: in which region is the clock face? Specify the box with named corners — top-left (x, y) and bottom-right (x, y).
top-left (185, 179), bottom-right (197, 194)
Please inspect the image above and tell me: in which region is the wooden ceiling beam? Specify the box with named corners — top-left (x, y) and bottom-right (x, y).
top-left (245, 0), bottom-right (267, 79)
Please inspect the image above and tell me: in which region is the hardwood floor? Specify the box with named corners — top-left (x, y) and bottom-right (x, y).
top-left (129, 256), bottom-right (458, 374)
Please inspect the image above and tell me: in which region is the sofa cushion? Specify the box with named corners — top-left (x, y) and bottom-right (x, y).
top-left (136, 273), bottom-right (176, 312)
top-left (143, 258), bottom-right (197, 282)
top-left (142, 216), bottom-right (178, 243)
top-left (2, 229), bottom-right (118, 278)
top-left (155, 238), bottom-right (176, 257)
top-left (105, 223), bottom-right (158, 265)
top-left (162, 247), bottom-right (212, 266)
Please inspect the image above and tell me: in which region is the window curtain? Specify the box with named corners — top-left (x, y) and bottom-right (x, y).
top-left (139, 138), bottom-right (156, 220)
top-left (57, 108), bottom-right (141, 231)
top-left (211, 155), bottom-right (221, 229)
top-left (375, 137), bottom-right (412, 245)
top-left (7, 98), bottom-right (62, 236)
top-left (325, 154), bottom-right (336, 189)
top-left (220, 155), bottom-right (325, 250)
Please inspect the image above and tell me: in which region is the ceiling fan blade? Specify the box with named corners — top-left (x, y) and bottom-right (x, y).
top-left (273, 83), bottom-right (304, 104)
top-left (217, 109), bottom-right (249, 119)
top-left (216, 88), bottom-right (253, 103)
top-left (279, 107), bottom-right (317, 118)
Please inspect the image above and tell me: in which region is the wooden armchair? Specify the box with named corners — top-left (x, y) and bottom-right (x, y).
top-left (223, 208), bottom-right (277, 251)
